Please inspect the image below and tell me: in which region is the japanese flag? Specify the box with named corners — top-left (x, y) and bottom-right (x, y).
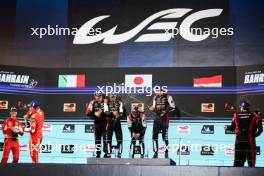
top-left (125, 74), bottom-right (152, 87)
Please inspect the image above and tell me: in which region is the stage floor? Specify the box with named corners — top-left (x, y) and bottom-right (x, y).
top-left (87, 158), bottom-right (173, 165)
top-left (0, 162), bottom-right (264, 176)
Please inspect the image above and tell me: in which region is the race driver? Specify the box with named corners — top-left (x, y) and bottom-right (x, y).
top-left (225, 101), bottom-right (263, 167)
top-left (1, 107), bottom-right (24, 163)
top-left (127, 106), bottom-right (147, 158)
top-left (104, 94), bottom-right (124, 158)
top-left (86, 92), bottom-right (108, 158)
top-left (149, 86), bottom-right (175, 158)
top-left (24, 100), bottom-right (45, 164)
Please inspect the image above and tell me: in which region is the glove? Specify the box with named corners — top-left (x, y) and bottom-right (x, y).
top-left (112, 111), bottom-right (120, 118)
top-left (95, 109), bottom-right (102, 117)
top-left (149, 106), bottom-right (155, 111)
top-left (12, 126), bottom-right (20, 133)
top-left (132, 132), bottom-right (140, 140)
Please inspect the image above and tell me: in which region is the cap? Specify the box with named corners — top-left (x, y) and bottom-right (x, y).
top-left (28, 100), bottom-right (40, 108)
top-left (10, 107), bottom-right (18, 112)
top-left (239, 101), bottom-right (250, 110)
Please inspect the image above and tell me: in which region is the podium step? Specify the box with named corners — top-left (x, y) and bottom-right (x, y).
top-left (87, 158), bottom-right (173, 166)
top-left (1, 164), bottom-right (264, 176)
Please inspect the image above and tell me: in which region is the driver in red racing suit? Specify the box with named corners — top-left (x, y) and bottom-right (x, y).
top-left (1, 107), bottom-right (24, 163)
top-left (24, 100), bottom-right (44, 164)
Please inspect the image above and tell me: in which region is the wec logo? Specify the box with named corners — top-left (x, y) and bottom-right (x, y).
top-left (73, 8), bottom-right (224, 44)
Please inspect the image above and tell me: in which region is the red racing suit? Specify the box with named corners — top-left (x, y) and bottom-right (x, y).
top-left (1, 117), bottom-right (24, 163)
top-left (226, 111), bottom-right (263, 167)
top-left (27, 109), bottom-right (44, 163)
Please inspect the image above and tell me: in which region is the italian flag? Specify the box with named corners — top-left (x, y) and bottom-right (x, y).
top-left (58, 75), bottom-right (85, 88)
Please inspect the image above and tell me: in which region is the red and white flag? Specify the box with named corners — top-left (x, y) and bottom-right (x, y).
top-left (58, 75), bottom-right (85, 88)
top-left (125, 74), bottom-right (152, 87)
top-left (193, 75), bottom-right (222, 88)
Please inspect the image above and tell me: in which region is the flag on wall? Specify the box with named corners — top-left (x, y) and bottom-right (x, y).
top-left (193, 75), bottom-right (222, 87)
top-left (125, 74), bottom-right (152, 87)
top-left (58, 75), bottom-right (85, 88)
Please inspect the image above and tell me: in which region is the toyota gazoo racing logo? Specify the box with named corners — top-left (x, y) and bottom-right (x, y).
top-left (73, 8), bottom-right (230, 44)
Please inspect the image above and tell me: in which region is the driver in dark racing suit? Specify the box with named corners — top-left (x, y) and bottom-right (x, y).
top-left (225, 101), bottom-right (263, 167)
top-left (86, 93), bottom-right (108, 158)
top-left (149, 87), bottom-right (175, 159)
top-left (104, 94), bottom-right (124, 158)
top-left (127, 106), bottom-right (147, 158)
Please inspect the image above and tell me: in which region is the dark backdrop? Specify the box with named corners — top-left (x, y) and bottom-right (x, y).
top-left (0, 0), bottom-right (263, 67)
top-left (2, 64), bottom-right (263, 120)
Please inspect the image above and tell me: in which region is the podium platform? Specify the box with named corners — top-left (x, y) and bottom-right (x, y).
top-left (0, 164), bottom-right (264, 176)
top-left (87, 158), bottom-right (173, 166)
